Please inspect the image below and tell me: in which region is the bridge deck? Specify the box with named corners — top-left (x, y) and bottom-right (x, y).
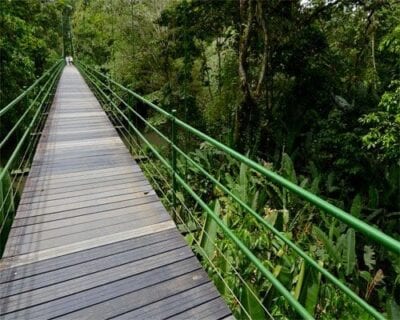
top-left (0, 66), bottom-right (231, 319)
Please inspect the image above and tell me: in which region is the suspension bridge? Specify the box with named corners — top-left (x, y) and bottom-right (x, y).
top-left (0, 61), bottom-right (399, 319)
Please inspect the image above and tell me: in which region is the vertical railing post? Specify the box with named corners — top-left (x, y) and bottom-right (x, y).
top-left (171, 109), bottom-right (177, 216)
top-left (128, 94), bottom-right (134, 154)
top-left (106, 74), bottom-right (111, 113)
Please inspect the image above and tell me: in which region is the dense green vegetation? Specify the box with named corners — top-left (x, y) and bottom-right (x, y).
top-left (0, 0), bottom-right (73, 252)
top-left (72, 1), bottom-right (400, 318)
top-left (1, 0), bottom-right (399, 319)
top-left (0, 0), bottom-right (73, 149)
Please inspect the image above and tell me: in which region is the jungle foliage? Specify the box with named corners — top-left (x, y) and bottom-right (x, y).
top-left (1, 0), bottom-right (399, 318)
top-left (73, 0), bottom-right (399, 318)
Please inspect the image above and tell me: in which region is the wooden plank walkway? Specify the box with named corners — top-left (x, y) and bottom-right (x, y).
top-left (0, 65), bottom-right (232, 319)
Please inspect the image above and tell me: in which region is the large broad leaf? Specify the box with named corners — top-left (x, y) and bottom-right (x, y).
top-left (294, 260), bottom-right (306, 300)
top-left (281, 153), bottom-right (297, 184)
top-left (299, 261), bottom-right (323, 316)
top-left (312, 226), bottom-right (340, 263)
top-left (199, 200), bottom-right (219, 260)
top-left (345, 228), bottom-right (356, 276)
top-left (214, 256), bottom-right (228, 296)
top-left (240, 283), bottom-right (265, 319)
top-left (350, 194), bottom-right (362, 218)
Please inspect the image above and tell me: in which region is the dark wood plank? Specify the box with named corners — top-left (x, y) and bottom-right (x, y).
top-left (111, 282), bottom-right (221, 320)
top-left (21, 174), bottom-right (146, 198)
top-left (56, 271), bottom-right (215, 320)
top-left (0, 229), bottom-right (179, 283)
top-left (0, 256), bottom-right (199, 318)
top-left (166, 297), bottom-right (232, 320)
top-left (9, 208), bottom-right (170, 249)
top-left (16, 186), bottom-right (155, 217)
top-left (19, 179), bottom-right (150, 205)
top-left (12, 195), bottom-right (160, 227)
top-left (0, 237), bottom-right (186, 298)
top-left (8, 201), bottom-right (166, 239)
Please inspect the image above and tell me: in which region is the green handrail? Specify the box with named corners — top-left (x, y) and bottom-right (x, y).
top-left (77, 67), bottom-right (314, 319)
top-left (0, 61), bottom-right (63, 183)
top-left (79, 62), bottom-right (400, 255)
top-left (0, 64), bottom-right (62, 150)
top-left (77, 64), bottom-right (384, 319)
top-left (78, 62), bottom-right (400, 319)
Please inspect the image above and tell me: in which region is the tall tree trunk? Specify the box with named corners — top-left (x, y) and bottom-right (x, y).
top-left (234, 0), bottom-right (256, 151)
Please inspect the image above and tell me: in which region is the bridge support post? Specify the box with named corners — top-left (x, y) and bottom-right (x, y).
top-left (171, 109), bottom-right (177, 220)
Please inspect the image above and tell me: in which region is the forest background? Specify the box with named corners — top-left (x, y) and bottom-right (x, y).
top-left (1, 0), bottom-right (399, 318)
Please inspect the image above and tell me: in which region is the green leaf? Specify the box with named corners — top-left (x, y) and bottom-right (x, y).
top-left (214, 256), bottom-right (228, 296)
top-left (240, 283), bottom-right (265, 319)
top-left (281, 153), bottom-right (297, 184)
top-left (199, 200), bottom-right (219, 260)
top-left (294, 260), bottom-right (306, 300)
top-left (238, 162), bottom-right (248, 203)
top-left (326, 172), bottom-right (339, 193)
top-left (363, 245), bottom-right (376, 271)
top-left (251, 190), bottom-right (259, 211)
top-left (387, 298), bottom-right (400, 320)
top-left (312, 226), bottom-right (340, 263)
top-left (350, 194), bottom-right (362, 218)
top-left (299, 261), bottom-right (323, 316)
top-left (345, 228), bottom-right (356, 276)
top-left (359, 271), bottom-right (372, 283)
top-left (368, 186), bottom-right (379, 208)
top-left (239, 162), bottom-right (248, 187)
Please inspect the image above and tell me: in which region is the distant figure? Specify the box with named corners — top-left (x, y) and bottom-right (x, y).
top-left (65, 56), bottom-right (73, 65)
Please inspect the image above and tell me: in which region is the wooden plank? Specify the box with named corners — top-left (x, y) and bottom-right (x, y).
top-left (12, 195), bottom-right (160, 227)
top-left (19, 179), bottom-right (150, 205)
top-left (48, 111), bottom-right (106, 118)
top-left (28, 158), bottom-right (136, 176)
top-left (0, 251), bottom-right (196, 315)
top-left (26, 166), bottom-right (139, 182)
top-left (57, 271), bottom-right (215, 320)
top-left (7, 212), bottom-right (170, 256)
top-left (112, 282), bottom-right (220, 320)
top-left (47, 127), bottom-right (116, 135)
top-left (1, 258), bottom-right (201, 319)
top-left (0, 237), bottom-right (186, 298)
top-left (168, 297), bottom-right (232, 320)
top-left (21, 175), bottom-right (146, 200)
top-left (8, 209), bottom-right (169, 248)
top-left (0, 229), bottom-right (178, 283)
top-left (28, 162), bottom-right (137, 180)
top-left (16, 185), bottom-right (154, 216)
top-left (8, 201), bottom-right (166, 239)
top-left (1, 220), bottom-right (176, 269)
top-left (31, 153), bottom-right (131, 167)
top-left (37, 137), bottom-right (121, 149)
top-left (39, 131), bottom-right (120, 142)
top-left (31, 148), bottom-right (128, 164)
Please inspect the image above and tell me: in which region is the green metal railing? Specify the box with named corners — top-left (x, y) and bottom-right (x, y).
top-left (0, 59), bottom-right (64, 253)
top-left (77, 61), bottom-right (400, 319)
